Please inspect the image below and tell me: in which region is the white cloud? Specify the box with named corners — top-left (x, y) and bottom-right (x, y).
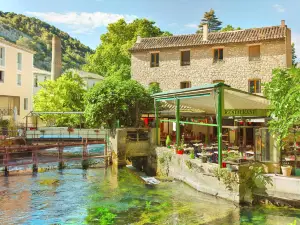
top-left (273, 4), bottom-right (286, 13)
top-left (25, 11), bottom-right (137, 34)
top-left (185, 23), bottom-right (198, 29)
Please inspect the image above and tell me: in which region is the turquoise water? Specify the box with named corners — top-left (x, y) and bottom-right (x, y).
top-left (0, 167), bottom-right (300, 225)
top-left (44, 144), bottom-right (105, 154)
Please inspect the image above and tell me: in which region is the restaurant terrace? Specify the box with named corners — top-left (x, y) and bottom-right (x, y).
top-left (152, 83), bottom-right (273, 167)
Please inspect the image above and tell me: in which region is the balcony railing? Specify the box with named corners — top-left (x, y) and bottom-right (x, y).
top-left (0, 108), bottom-right (13, 117)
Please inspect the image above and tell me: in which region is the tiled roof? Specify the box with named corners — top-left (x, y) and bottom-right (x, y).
top-left (130, 26), bottom-right (287, 52)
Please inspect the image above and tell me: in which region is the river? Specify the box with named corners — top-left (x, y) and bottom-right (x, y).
top-left (0, 167), bottom-right (300, 225)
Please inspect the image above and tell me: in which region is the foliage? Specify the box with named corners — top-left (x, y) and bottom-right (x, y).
top-left (220, 25), bottom-right (242, 32)
top-left (147, 82), bottom-right (162, 95)
top-left (158, 151), bottom-right (172, 176)
top-left (165, 135), bottom-right (172, 147)
top-left (83, 18), bottom-right (172, 78)
top-left (292, 43), bottom-right (298, 67)
top-left (185, 160), bottom-right (193, 169)
top-left (0, 119), bottom-right (9, 128)
top-left (85, 207), bottom-right (116, 225)
top-left (213, 167), bottom-right (239, 191)
top-left (239, 165), bottom-right (273, 201)
top-left (34, 71), bottom-right (86, 127)
top-left (189, 152), bottom-right (195, 159)
top-left (264, 68), bottom-right (300, 150)
top-left (223, 151), bottom-right (240, 162)
top-left (288, 220), bottom-right (297, 225)
top-left (0, 11), bottom-right (93, 71)
top-left (197, 9), bottom-right (222, 33)
top-left (84, 75), bottom-right (151, 129)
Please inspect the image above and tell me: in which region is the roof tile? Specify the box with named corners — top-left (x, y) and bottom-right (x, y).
top-left (130, 26), bottom-right (287, 52)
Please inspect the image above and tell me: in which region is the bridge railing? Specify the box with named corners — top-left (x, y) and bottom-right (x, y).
top-left (26, 127), bottom-right (107, 140)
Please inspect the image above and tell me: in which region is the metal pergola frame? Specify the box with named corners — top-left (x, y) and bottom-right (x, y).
top-left (152, 83), bottom-right (269, 168)
top-left (24, 111), bottom-right (84, 130)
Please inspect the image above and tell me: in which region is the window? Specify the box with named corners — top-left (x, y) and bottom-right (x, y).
top-left (34, 75), bottom-right (38, 87)
top-left (213, 48), bottom-right (223, 62)
top-left (17, 52), bottom-right (22, 70)
top-left (150, 53), bottom-right (159, 67)
top-left (181, 50), bottom-right (190, 66)
top-left (24, 98), bottom-right (28, 110)
top-left (0, 71), bottom-right (4, 83)
top-left (0, 47), bottom-right (5, 66)
top-left (213, 80), bottom-right (225, 84)
top-left (248, 79), bottom-right (261, 93)
top-left (249, 45), bottom-right (260, 61)
top-left (17, 74), bottom-right (21, 86)
top-left (180, 81), bottom-right (191, 89)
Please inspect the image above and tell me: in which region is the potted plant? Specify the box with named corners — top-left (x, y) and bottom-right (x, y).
top-left (166, 135), bottom-right (171, 148)
top-left (281, 164), bottom-right (292, 176)
top-left (200, 148), bottom-right (207, 163)
top-left (190, 152), bottom-right (195, 159)
top-left (177, 145), bottom-right (184, 155)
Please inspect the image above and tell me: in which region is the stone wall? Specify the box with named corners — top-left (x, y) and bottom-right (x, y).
top-left (131, 40), bottom-right (287, 92)
top-left (109, 128), bottom-right (156, 166)
top-left (151, 147), bottom-right (240, 203)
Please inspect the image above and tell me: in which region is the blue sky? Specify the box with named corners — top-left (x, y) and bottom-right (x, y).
top-left (1, 0), bottom-right (300, 58)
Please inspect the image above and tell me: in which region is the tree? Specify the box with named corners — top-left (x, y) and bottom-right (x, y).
top-left (34, 72), bottom-right (86, 127)
top-left (83, 18), bottom-right (172, 79)
top-left (264, 68), bottom-right (300, 168)
top-left (84, 75), bottom-right (151, 129)
top-left (0, 11), bottom-right (93, 71)
top-left (292, 43), bottom-right (298, 67)
top-left (197, 9), bottom-right (222, 33)
top-left (220, 25), bottom-right (242, 32)
top-left (16, 36), bottom-right (37, 51)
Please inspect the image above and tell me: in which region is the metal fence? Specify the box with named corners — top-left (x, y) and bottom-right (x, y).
top-left (25, 127), bottom-right (106, 140)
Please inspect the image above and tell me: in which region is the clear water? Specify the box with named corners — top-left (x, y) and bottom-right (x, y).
top-left (0, 167), bottom-right (300, 225)
top-left (44, 144), bottom-right (105, 154)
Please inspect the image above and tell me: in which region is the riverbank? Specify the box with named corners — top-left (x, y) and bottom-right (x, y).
top-left (148, 147), bottom-right (300, 208)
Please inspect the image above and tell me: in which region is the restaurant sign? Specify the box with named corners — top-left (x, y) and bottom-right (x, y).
top-left (223, 109), bottom-right (268, 117)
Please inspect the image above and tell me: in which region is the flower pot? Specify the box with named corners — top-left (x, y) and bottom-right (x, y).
top-left (200, 156), bottom-right (207, 163)
top-left (281, 166), bottom-right (292, 177)
top-left (295, 168), bottom-right (300, 176)
top-left (177, 150), bottom-right (184, 155)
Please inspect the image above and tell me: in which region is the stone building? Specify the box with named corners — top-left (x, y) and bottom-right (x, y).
top-left (130, 20), bottom-right (292, 94)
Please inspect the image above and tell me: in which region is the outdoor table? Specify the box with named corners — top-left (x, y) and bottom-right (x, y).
top-left (184, 147), bottom-right (194, 154)
top-left (193, 143), bottom-right (201, 147)
top-left (197, 153), bottom-right (213, 157)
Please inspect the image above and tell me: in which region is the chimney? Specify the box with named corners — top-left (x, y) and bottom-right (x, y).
top-left (203, 24), bottom-right (208, 41)
top-left (281, 20), bottom-right (286, 27)
top-left (136, 35), bottom-right (142, 43)
top-left (51, 35), bottom-right (62, 80)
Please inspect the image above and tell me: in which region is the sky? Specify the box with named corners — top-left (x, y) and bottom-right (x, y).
top-left (1, 0), bottom-right (300, 59)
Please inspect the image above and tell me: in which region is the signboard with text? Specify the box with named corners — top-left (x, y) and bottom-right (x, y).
top-left (223, 109), bottom-right (268, 117)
